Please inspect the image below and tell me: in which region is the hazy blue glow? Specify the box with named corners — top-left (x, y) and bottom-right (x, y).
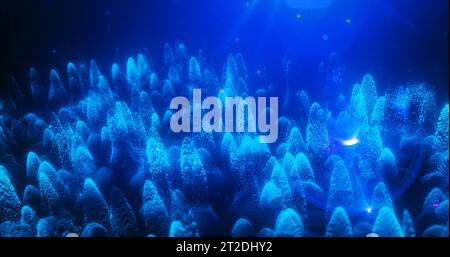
top-left (286, 0), bottom-right (334, 9)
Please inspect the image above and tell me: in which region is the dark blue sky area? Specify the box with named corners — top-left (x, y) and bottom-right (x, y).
top-left (1, 0), bottom-right (448, 99)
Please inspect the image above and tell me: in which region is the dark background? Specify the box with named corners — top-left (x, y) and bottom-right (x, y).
top-left (0, 0), bottom-right (448, 102)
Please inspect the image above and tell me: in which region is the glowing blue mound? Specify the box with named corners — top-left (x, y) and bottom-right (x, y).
top-left (422, 187), bottom-right (444, 214)
top-left (231, 218), bottom-right (255, 237)
top-left (110, 187), bottom-right (138, 237)
top-left (145, 137), bottom-right (169, 184)
top-left (377, 148), bottom-right (399, 186)
top-left (20, 206), bottom-right (38, 236)
top-left (361, 74), bottom-right (378, 118)
top-left (435, 199), bottom-right (449, 224)
top-left (142, 180), bottom-right (170, 236)
top-left (325, 207), bottom-right (353, 237)
top-left (401, 209), bottom-right (415, 237)
top-left (180, 137), bottom-right (208, 204)
top-left (38, 161), bottom-right (70, 208)
top-left (26, 152), bottom-right (40, 184)
top-left (0, 166), bottom-right (21, 223)
top-left (80, 178), bottom-right (109, 229)
top-left (286, 127), bottom-right (306, 156)
top-left (48, 69), bottom-right (67, 106)
top-left (230, 136), bottom-right (270, 218)
top-left (257, 228), bottom-right (275, 237)
top-left (434, 105), bottom-right (449, 153)
top-left (356, 124), bottom-right (383, 189)
top-left (169, 220), bottom-right (191, 237)
top-left (282, 152), bottom-right (295, 175)
top-left (189, 57), bottom-right (203, 84)
top-left (221, 132), bottom-right (238, 165)
top-left (291, 153), bottom-right (315, 182)
top-left (67, 62), bottom-right (83, 100)
top-left (0, 127), bottom-right (6, 154)
top-left (326, 158), bottom-right (353, 213)
top-left (23, 185), bottom-right (41, 213)
top-left (0, 221), bottom-right (30, 237)
top-left (259, 181), bottom-right (284, 224)
top-left (138, 91), bottom-right (154, 129)
top-left (348, 84), bottom-right (369, 132)
top-left (274, 208), bottom-right (304, 237)
top-left (37, 217), bottom-right (58, 237)
top-left (371, 96), bottom-right (386, 127)
top-left (371, 182), bottom-right (393, 212)
top-left (72, 146), bottom-right (96, 184)
top-left (373, 207), bottom-right (404, 237)
top-left (422, 225), bottom-right (448, 237)
top-left (271, 164), bottom-right (294, 209)
top-left (305, 102), bottom-right (329, 164)
top-left (81, 222), bottom-right (107, 237)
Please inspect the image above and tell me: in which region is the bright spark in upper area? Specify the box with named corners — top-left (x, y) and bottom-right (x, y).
top-left (342, 136), bottom-right (359, 146)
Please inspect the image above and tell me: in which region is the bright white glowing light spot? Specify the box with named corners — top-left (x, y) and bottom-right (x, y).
top-left (342, 137), bottom-right (359, 146)
top-left (367, 207), bottom-right (372, 214)
top-left (220, 89), bottom-right (225, 93)
top-left (156, 147), bottom-right (160, 151)
top-left (346, 18), bottom-right (351, 24)
top-left (296, 14), bottom-right (301, 19)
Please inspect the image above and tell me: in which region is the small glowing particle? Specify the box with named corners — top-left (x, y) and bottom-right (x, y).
top-left (256, 70), bottom-right (261, 74)
top-left (156, 147), bottom-right (160, 151)
top-left (433, 203), bottom-right (439, 208)
top-left (220, 89), bottom-right (225, 93)
top-left (346, 18), bottom-right (351, 24)
top-left (342, 137), bottom-right (359, 146)
top-left (296, 14), bottom-right (301, 19)
top-left (366, 207), bottom-right (372, 214)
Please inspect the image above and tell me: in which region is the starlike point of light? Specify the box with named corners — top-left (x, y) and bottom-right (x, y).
top-left (366, 207), bottom-right (372, 214)
top-left (341, 136), bottom-right (359, 146)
